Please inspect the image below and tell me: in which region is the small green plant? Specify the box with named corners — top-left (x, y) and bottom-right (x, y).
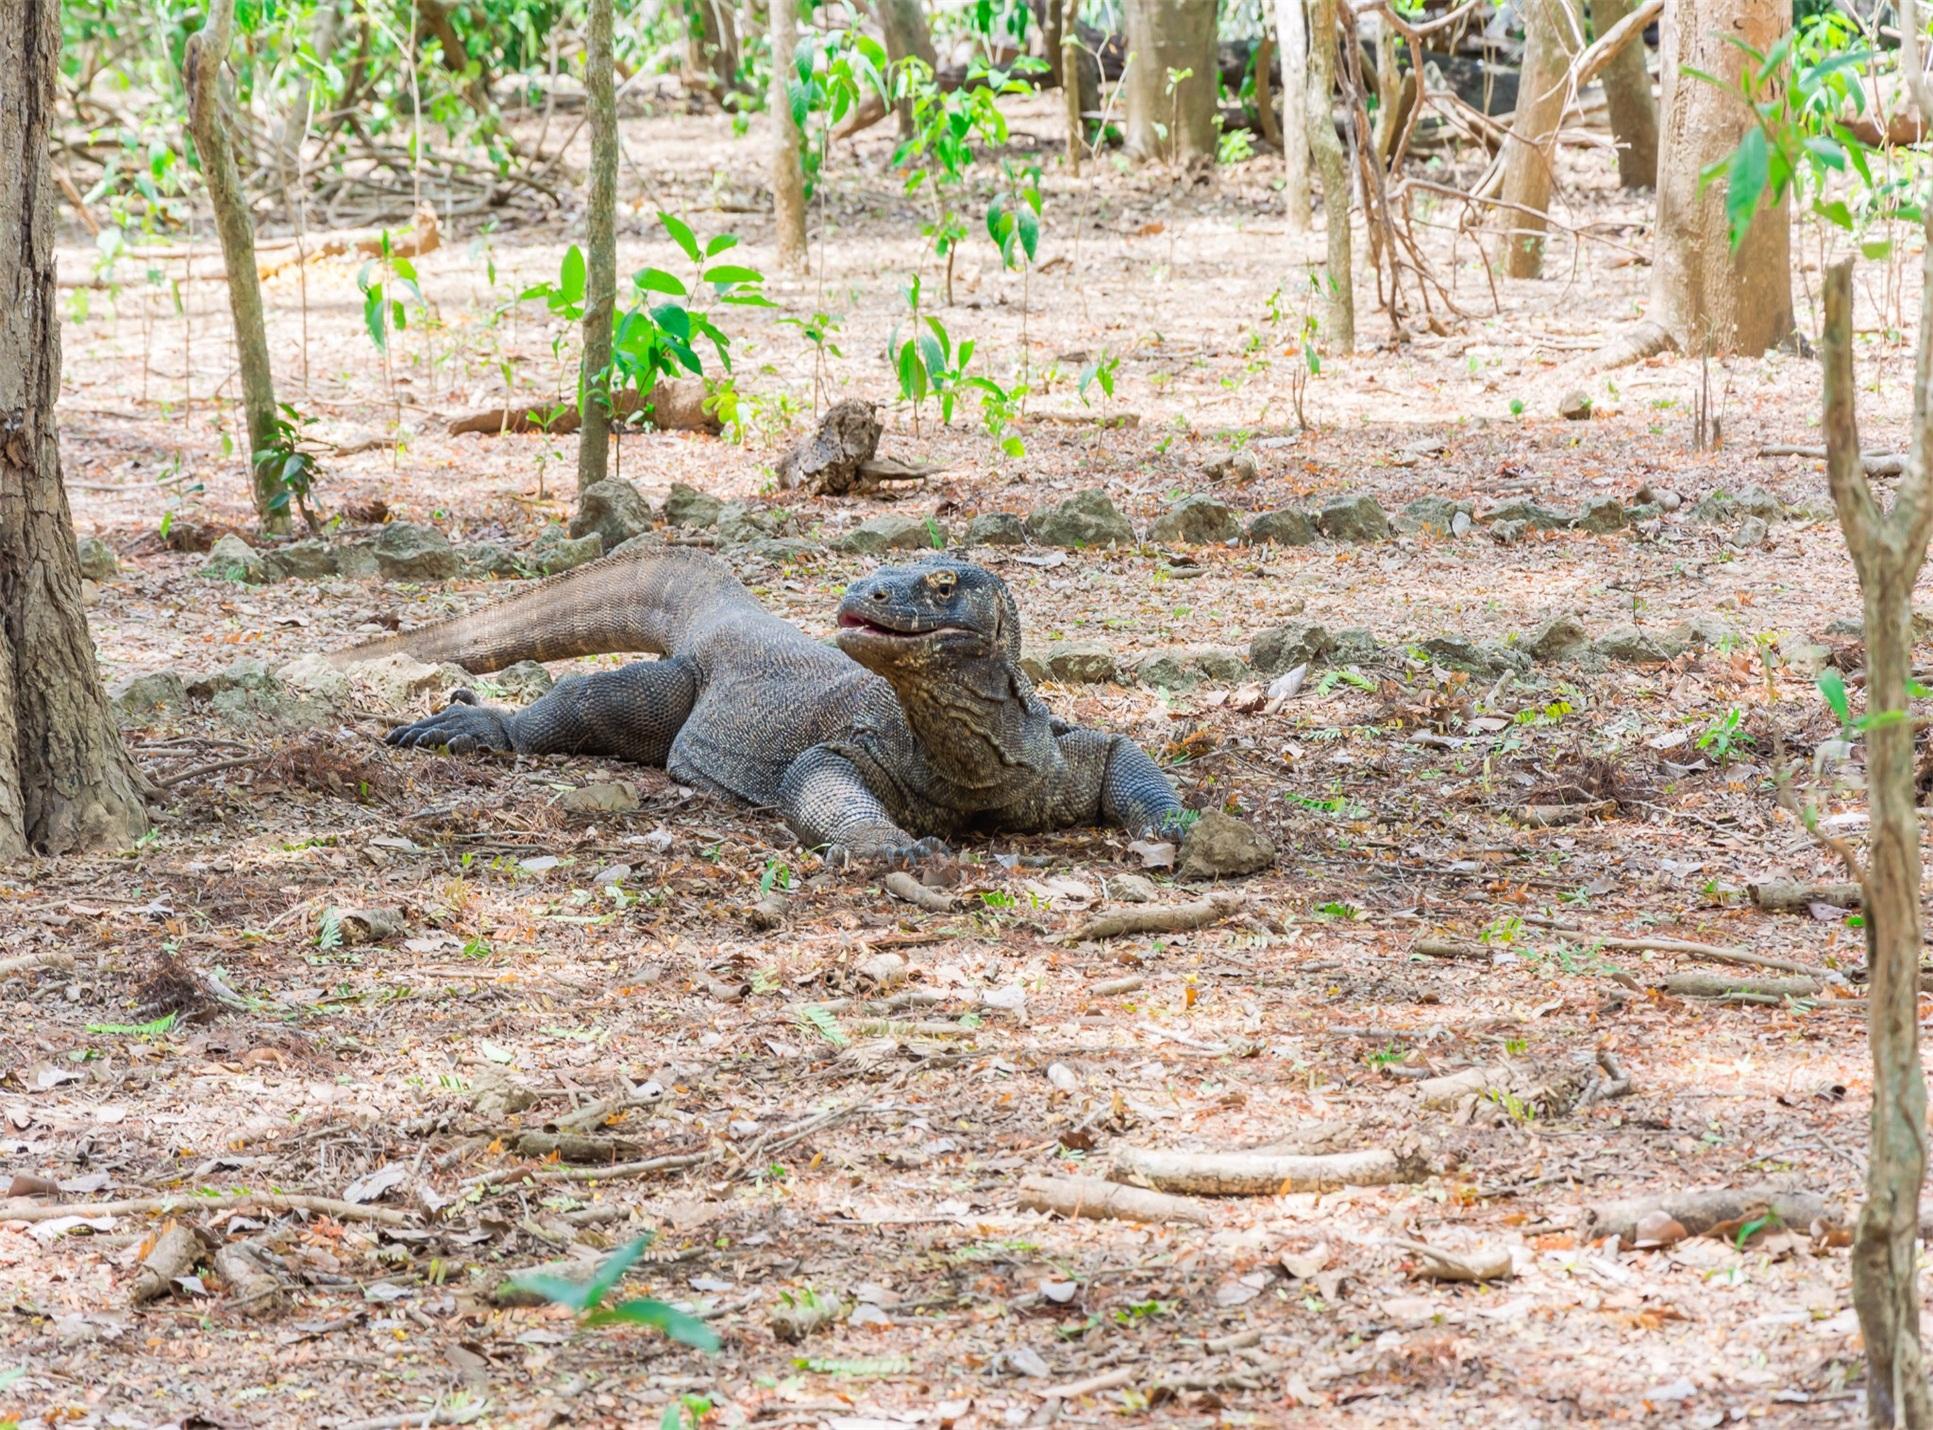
top-left (1078, 349), bottom-right (1119, 406)
top-left (1696, 706), bottom-right (1755, 762)
top-left (891, 274), bottom-right (976, 434)
top-left (760, 859), bottom-right (793, 895)
top-left (1508, 397), bottom-right (1526, 417)
top-left (778, 308), bottom-right (845, 411)
top-left (1114, 1297), bottom-right (1176, 1325)
top-left (86, 1012), bottom-right (180, 1037)
top-left (661, 1392), bottom-right (714, 1430)
top-left (508, 1236), bottom-right (718, 1349)
top-left (250, 402), bottom-right (326, 533)
top-left (1217, 126), bottom-right (1255, 165)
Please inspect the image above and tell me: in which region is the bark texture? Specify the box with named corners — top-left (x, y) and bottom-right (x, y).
top-left (0, 0), bottom-right (149, 858)
top-left (875, 0), bottom-right (937, 137)
top-left (184, 0), bottom-right (286, 529)
top-left (1306, 0), bottom-right (1354, 348)
top-left (1496, 0), bottom-right (1582, 278)
top-left (1593, 0), bottom-right (1658, 187)
top-left (1649, 0), bottom-right (1792, 355)
top-left (577, 0), bottom-right (617, 494)
top-left (1062, 0), bottom-right (1085, 171)
top-left (1121, 0), bottom-right (1219, 163)
top-left (684, 0), bottom-right (739, 96)
top-left (1821, 258), bottom-right (1933, 1430)
top-left (1275, 0), bottom-right (1312, 232)
top-left (769, 0), bottom-right (809, 271)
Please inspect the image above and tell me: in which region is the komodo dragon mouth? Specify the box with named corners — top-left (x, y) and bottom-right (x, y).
top-left (835, 612), bottom-right (971, 639)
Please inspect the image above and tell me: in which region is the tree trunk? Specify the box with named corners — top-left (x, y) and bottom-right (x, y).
top-left (1121, 0), bottom-right (1219, 164)
top-left (0, 0), bottom-right (150, 858)
top-left (1593, 0), bottom-right (1657, 187)
top-left (685, 0), bottom-right (739, 97)
top-left (577, 0), bottom-right (617, 494)
top-left (1496, 0), bottom-right (1581, 279)
top-left (1275, 0), bottom-right (1311, 232)
top-left (770, 0), bottom-right (809, 271)
top-left (183, 0), bottom-right (286, 532)
top-left (1062, 0), bottom-right (1085, 172)
top-left (1306, 0), bottom-right (1353, 348)
top-left (1649, 0), bottom-right (1792, 355)
top-left (1820, 257), bottom-right (1933, 1430)
top-left (875, 0), bottom-right (936, 138)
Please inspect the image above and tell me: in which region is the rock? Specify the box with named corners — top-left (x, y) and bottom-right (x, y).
top-left (857, 952), bottom-right (908, 989)
top-left (1527, 614), bottom-right (1591, 662)
top-left (1177, 812), bottom-right (1275, 880)
top-left (346, 652), bottom-right (471, 708)
top-left (1593, 625), bottom-right (1681, 664)
top-left (276, 652), bottom-right (351, 703)
top-left (459, 542), bottom-right (523, 578)
top-left (1205, 451), bottom-right (1260, 483)
top-left (664, 483), bottom-right (723, 529)
top-left (738, 537), bottom-right (823, 565)
top-left (1418, 635), bottom-right (1523, 676)
top-left (1025, 489), bottom-right (1136, 548)
top-left (1635, 483), bottom-right (1683, 512)
top-left (1489, 519), bottom-right (1528, 545)
top-left (1395, 497), bottom-right (1472, 537)
top-left (1110, 874), bottom-right (1159, 903)
top-left (187, 657), bottom-right (276, 700)
top-left (964, 512), bottom-right (1027, 546)
top-left (840, 513), bottom-right (944, 555)
top-left (75, 536), bottom-right (118, 582)
top-left (477, 661), bottom-right (553, 704)
top-left (203, 534), bottom-right (267, 584)
top-left (1330, 628), bottom-right (1383, 664)
top-left (776, 398), bottom-right (882, 494)
top-left (1134, 646), bottom-right (1248, 691)
top-left (571, 480), bottom-right (654, 550)
top-left (1783, 641), bottom-right (1834, 678)
top-left (1671, 615), bottom-right (1740, 650)
top-left (1824, 616), bottom-right (1864, 638)
top-left (715, 503), bottom-right (785, 547)
top-left (373, 522), bottom-right (459, 581)
top-left (1244, 508), bottom-right (1318, 546)
top-left (1314, 494), bottom-right (1390, 543)
top-left (1558, 389), bottom-right (1593, 420)
top-left (1479, 498), bottom-right (1573, 530)
top-left (111, 671), bottom-right (187, 718)
top-left (1736, 486), bottom-right (1785, 520)
top-left (560, 782), bottom-right (640, 815)
top-left (1730, 515), bottom-right (1770, 549)
top-left (532, 526), bottom-right (603, 574)
top-left (1250, 621), bottom-right (1333, 675)
top-left (1039, 643), bottom-right (1120, 684)
top-left (1148, 493), bottom-right (1240, 545)
top-left (262, 539), bottom-right (339, 582)
top-left (335, 543), bottom-right (381, 580)
top-left (1573, 497), bottom-right (1629, 534)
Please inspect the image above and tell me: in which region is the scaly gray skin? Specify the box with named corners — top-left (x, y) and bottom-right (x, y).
top-left (364, 546), bottom-right (1184, 862)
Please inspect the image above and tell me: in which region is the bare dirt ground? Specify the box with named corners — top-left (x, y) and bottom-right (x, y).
top-left (5, 93), bottom-right (1930, 1427)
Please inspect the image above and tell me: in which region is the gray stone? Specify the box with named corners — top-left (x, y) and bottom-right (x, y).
top-left (1249, 621), bottom-right (1333, 675)
top-left (1825, 616), bottom-right (1864, 638)
top-left (571, 480), bottom-right (654, 551)
top-left (715, 504), bottom-right (786, 547)
top-left (111, 671), bottom-right (187, 718)
top-left (964, 512), bottom-right (1027, 546)
top-left (739, 537), bottom-right (824, 565)
top-left (1147, 493), bottom-right (1240, 545)
top-left (459, 542), bottom-right (524, 578)
top-left (335, 543), bottom-right (381, 580)
top-left (1672, 616), bottom-right (1741, 649)
top-left (1330, 628), bottom-right (1383, 664)
top-left (664, 483), bottom-right (723, 529)
top-left (276, 652), bottom-right (351, 703)
top-left (1593, 625), bottom-right (1681, 664)
top-left (560, 781), bottom-right (641, 815)
top-left (1025, 489), bottom-right (1136, 548)
top-left (262, 539), bottom-right (339, 582)
top-left (1730, 516), bottom-right (1770, 549)
top-left (1558, 389), bottom-right (1593, 421)
top-left (1418, 635), bottom-right (1523, 677)
top-left (1040, 643), bottom-right (1120, 684)
top-left (1489, 519), bottom-right (1528, 545)
top-left (187, 657), bottom-right (276, 700)
top-left (1783, 641), bottom-right (1834, 678)
top-left (840, 513), bottom-right (945, 555)
top-left (1480, 498), bottom-right (1573, 530)
top-left (1395, 497), bottom-right (1472, 537)
top-left (1135, 646), bottom-right (1247, 690)
top-left (1573, 497), bottom-right (1629, 534)
top-left (374, 522), bottom-right (459, 581)
top-left (1314, 494), bottom-right (1390, 543)
top-left (1244, 508), bottom-right (1318, 547)
top-left (1527, 614), bottom-right (1591, 662)
top-left (345, 652), bottom-right (472, 709)
top-left (1736, 486), bottom-right (1785, 520)
top-left (477, 661), bottom-right (554, 704)
top-left (532, 525), bottom-right (603, 574)
top-left (1177, 812), bottom-right (1275, 880)
top-left (75, 536), bottom-right (118, 582)
top-left (203, 534), bottom-right (267, 584)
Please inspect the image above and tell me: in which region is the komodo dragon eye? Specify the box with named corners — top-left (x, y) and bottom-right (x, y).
top-left (924, 569), bottom-right (958, 597)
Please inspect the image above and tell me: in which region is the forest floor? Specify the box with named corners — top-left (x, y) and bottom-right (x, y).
top-left (4, 92), bottom-right (1929, 1428)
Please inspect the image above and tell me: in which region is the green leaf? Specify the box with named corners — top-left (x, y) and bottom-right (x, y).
top-left (1016, 208), bottom-right (1039, 262)
top-left (392, 254), bottom-right (419, 284)
top-left (585, 1297), bottom-right (721, 1351)
top-left (918, 333), bottom-right (946, 384)
top-left (925, 315), bottom-right (951, 361)
top-left (660, 212), bottom-right (702, 263)
top-left (705, 233), bottom-right (739, 257)
top-left (559, 245), bottom-right (586, 303)
top-left (651, 304), bottom-right (693, 341)
top-left (897, 341), bottom-right (926, 401)
top-left (702, 264), bottom-right (764, 287)
top-left (1724, 126), bottom-right (1769, 249)
top-left (1814, 198), bottom-right (1854, 231)
top-left (636, 267), bottom-right (689, 297)
top-left (1818, 668), bottom-right (1851, 726)
top-left (1861, 238), bottom-right (1895, 261)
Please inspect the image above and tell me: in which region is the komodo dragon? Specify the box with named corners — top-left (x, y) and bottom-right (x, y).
top-left (339, 545), bottom-right (1187, 863)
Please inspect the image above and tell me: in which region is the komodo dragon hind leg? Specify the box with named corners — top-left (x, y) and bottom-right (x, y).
top-left (388, 655), bottom-right (700, 764)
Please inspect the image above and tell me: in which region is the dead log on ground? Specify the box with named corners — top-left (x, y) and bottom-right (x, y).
top-left (1058, 892), bottom-right (1244, 942)
top-left (448, 378), bottom-right (718, 437)
top-left (1111, 1140), bottom-right (1427, 1195)
top-left (1018, 1173), bottom-right (1211, 1226)
top-left (1748, 878), bottom-right (1862, 912)
top-left (256, 205), bottom-right (441, 281)
top-left (1759, 443), bottom-right (1907, 477)
top-left (1580, 1185), bottom-right (1842, 1245)
top-left (1390, 1237), bottom-right (1514, 1281)
top-left (131, 1223), bottom-right (210, 1304)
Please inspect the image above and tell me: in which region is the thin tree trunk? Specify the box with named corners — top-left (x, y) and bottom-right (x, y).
top-left (0, 0), bottom-right (149, 858)
top-left (1593, 0), bottom-right (1657, 187)
top-left (770, 0), bottom-right (809, 271)
top-left (1061, 0), bottom-right (1083, 172)
top-left (1306, 0), bottom-right (1353, 348)
top-left (874, 0), bottom-right (936, 138)
top-left (1276, 0), bottom-right (1311, 233)
top-left (578, 0), bottom-right (617, 494)
top-left (684, 0), bottom-right (739, 96)
top-left (183, 0), bottom-right (286, 532)
top-left (1820, 256), bottom-right (1933, 1430)
top-left (1496, 0), bottom-right (1581, 279)
top-left (1648, 0), bottom-right (1792, 355)
top-left (1121, 0), bottom-right (1219, 164)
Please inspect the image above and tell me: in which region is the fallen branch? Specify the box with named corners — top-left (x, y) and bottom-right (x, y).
top-left (447, 378), bottom-right (718, 437)
top-left (458, 1149), bottom-right (714, 1194)
top-left (772, 1289), bottom-right (847, 1343)
top-left (214, 1243), bottom-right (284, 1315)
top-left (1650, 971), bottom-right (1824, 1000)
top-left (1523, 917), bottom-right (1838, 980)
top-left (1519, 800), bottom-right (1615, 827)
top-left (332, 1406), bottom-right (487, 1430)
top-left (132, 1223), bottom-right (207, 1304)
top-left (1017, 1173), bottom-right (1212, 1226)
top-left (256, 204), bottom-right (440, 281)
top-left (1042, 1366), bottom-right (1137, 1400)
top-left (1748, 878), bottom-right (1862, 912)
top-left (512, 1131), bottom-right (655, 1162)
top-left (1412, 939), bottom-right (1493, 962)
top-left (1089, 974), bottom-right (1145, 996)
top-left (0, 949), bottom-right (76, 980)
top-left (1058, 891), bottom-right (1244, 943)
top-left (1389, 1236), bottom-right (1514, 1281)
top-left (1759, 444), bottom-right (1906, 478)
top-left (1110, 1141), bottom-right (1426, 1196)
top-left (0, 1191), bottom-right (409, 1227)
top-left (1580, 1185), bottom-right (1841, 1245)
top-left (884, 870), bottom-right (957, 913)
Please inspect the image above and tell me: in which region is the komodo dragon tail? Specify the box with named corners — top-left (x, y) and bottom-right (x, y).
top-left (327, 543), bottom-right (745, 674)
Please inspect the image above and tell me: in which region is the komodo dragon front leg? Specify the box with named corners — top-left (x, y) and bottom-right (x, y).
top-left (776, 744), bottom-right (949, 866)
top-left (387, 656), bottom-right (700, 764)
